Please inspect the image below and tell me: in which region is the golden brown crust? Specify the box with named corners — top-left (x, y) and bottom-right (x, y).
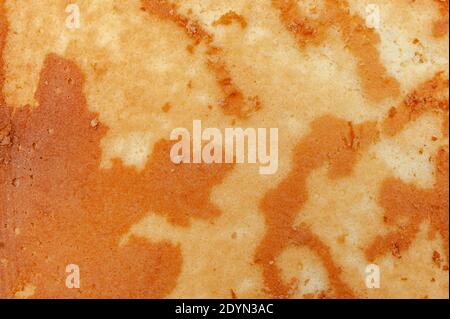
top-left (0, 0), bottom-right (448, 299)
top-left (366, 147), bottom-right (449, 263)
top-left (433, 0), bottom-right (449, 37)
top-left (213, 11), bottom-right (248, 29)
top-left (256, 116), bottom-right (378, 298)
top-left (141, 0), bottom-right (260, 118)
top-left (273, 0), bottom-right (400, 103)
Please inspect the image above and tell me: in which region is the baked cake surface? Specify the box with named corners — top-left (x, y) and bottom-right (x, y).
top-left (0, 0), bottom-right (449, 298)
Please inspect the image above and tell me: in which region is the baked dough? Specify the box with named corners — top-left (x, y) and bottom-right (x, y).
top-left (0, 0), bottom-right (448, 298)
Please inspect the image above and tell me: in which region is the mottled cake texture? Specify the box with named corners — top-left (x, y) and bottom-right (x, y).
top-left (0, 0), bottom-right (448, 298)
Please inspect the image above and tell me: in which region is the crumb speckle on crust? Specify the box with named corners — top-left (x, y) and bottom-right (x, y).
top-left (213, 11), bottom-right (248, 29)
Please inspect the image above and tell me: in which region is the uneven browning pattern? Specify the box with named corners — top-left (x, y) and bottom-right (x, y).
top-left (0, 0), bottom-right (449, 298)
top-left (256, 116), bottom-right (379, 298)
top-left (256, 73), bottom-right (449, 298)
top-left (366, 148), bottom-right (449, 263)
top-left (433, 0), bottom-right (449, 37)
top-left (0, 52), bottom-right (232, 297)
top-left (272, 0), bottom-right (401, 103)
top-left (141, 0), bottom-right (261, 118)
